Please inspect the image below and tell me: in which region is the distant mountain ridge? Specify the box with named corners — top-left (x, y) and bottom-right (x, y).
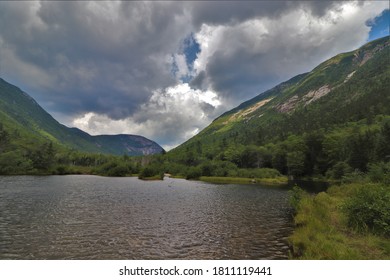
top-left (0, 78), bottom-right (164, 156)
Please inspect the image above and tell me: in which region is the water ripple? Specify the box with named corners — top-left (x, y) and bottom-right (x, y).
top-left (0, 175), bottom-right (293, 259)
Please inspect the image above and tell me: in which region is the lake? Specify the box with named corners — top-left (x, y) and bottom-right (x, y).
top-left (0, 175), bottom-right (294, 259)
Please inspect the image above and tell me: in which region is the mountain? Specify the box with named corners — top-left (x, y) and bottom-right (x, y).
top-left (166, 36), bottom-right (390, 178)
top-left (0, 78), bottom-right (164, 156)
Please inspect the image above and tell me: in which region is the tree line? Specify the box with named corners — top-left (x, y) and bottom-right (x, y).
top-left (1, 115), bottom-right (389, 181)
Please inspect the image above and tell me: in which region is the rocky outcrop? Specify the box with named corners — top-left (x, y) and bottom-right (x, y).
top-left (276, 85), bottom-right (332, 113)
top-left (276, 95), bottom-right (299, 113)
top-left (354, 40), bottom-right (390, 66)
top-left (303, 85), bottom-right (331, 105)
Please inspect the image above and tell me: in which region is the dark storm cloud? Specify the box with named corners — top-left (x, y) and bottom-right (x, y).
top-left (0, 1), bottom-right (190, 119)
top-left (189, 1), bottom-right (341, 27)
top-left (189, 70), bottom-right (207, 90)
top-left (204, 48), bottom-right (278, 100)
top-left (189, 1), bottom-right (291, 27)
top-left (186, 0), bottom-right (344, 101)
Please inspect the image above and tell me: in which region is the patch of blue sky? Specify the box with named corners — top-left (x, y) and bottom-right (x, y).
top-left (367, 9), bottom-right (389, 42)
top-left (183, 33), bottom-right (201, 67)
top-left (179, 75), bottom-right (193, 84)
top-left (171, 33), bottom-right (201, 82)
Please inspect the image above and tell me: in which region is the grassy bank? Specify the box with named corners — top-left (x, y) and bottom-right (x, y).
top-left (138, 175), bottom-right (164, 181)
top-left (199, 176), bottom-right (288, 185)
top-left (289, 182), bottom-right (390, 259)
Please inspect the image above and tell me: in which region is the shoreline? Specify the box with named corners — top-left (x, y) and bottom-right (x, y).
top-left (198, 176), bottom-right (288, 186)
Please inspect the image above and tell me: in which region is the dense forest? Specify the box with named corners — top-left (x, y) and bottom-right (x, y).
top-left (0, 122), bottom-right (142, 177)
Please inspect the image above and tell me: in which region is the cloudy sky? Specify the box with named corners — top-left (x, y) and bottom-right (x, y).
top-left (0, 1), bottom-right (388, 150)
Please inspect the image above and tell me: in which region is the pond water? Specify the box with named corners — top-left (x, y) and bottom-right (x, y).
top-left (0, 175), bottom-right (294, 259)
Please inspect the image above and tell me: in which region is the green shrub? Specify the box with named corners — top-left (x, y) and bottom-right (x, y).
top-left (340, 169), bottom-right (366, 184)
top-left (289, 185), bottom-right (306, 212)
top-left (326, 161), bottom-right (353, 180)
top-left (93, 160), bottom-right (131, 177)
top-left (186, 166), bottom-right (202, 180)
top-left (0, 151), bottom-right (33, 174)
top-left (138, 165), bottom-right (163, 179)
top-left (367, 162), bottom-right (390, 184)
top-left (210, 161), bottom-right (238, 177)
top-left (139, 167), bottom-right (155, 178)
top-left (344, 184), bottom-right (390, 237)
top-left (237, 168), bottom-right (282, 178)
top-left (54, 165), bottom-right (73, 175)
top-left (106, 164), bottom-right (130, 177)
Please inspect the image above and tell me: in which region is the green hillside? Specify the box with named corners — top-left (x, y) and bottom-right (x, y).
top-left (0, 78), bottom-right (164, 175)
top-left (0, 78), bottom-right (163, 156)
top-left (163, 36), bottom-right (390, 179)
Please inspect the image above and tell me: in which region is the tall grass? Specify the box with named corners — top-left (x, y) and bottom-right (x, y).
top-left (199, 176), bottom-right (288, 185)
top-left (289, 183), bottom-right (390, 259)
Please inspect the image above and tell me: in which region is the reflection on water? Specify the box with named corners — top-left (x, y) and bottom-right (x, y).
top-left (0, 175), bottom-right (293, 259)
top-left (288, 179), bottom-right (329, 193)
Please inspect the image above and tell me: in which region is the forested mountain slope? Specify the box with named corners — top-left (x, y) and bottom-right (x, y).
top-left (165, 36), bottom-right (390, 178)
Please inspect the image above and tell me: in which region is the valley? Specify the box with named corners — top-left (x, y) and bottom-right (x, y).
top-left (1, 36), bottom-right (389, 260)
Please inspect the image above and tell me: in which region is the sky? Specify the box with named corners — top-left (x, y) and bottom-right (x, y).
top-left (0, 1), bottom-right (388, 150)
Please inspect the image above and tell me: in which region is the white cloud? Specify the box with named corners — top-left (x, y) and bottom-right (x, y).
top-left (191, 1), bottom-right (388, 101)
top-left (173, 54), bottom-right (190, 79)
top-left (72, 83), bottom-right (223, 150)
